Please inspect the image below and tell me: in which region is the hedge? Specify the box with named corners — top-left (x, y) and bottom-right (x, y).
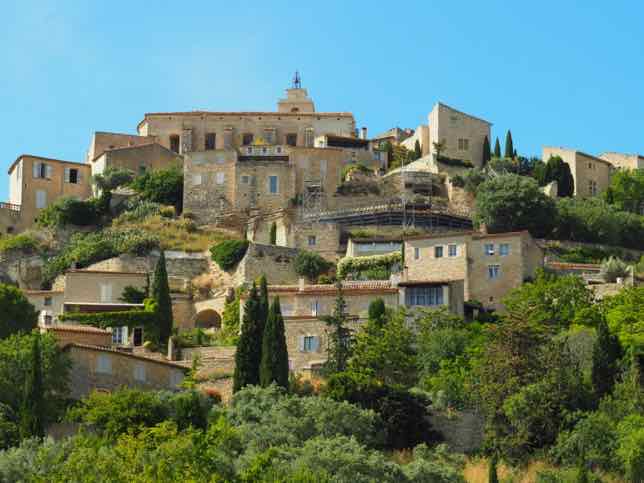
top-left (59, 308), bottom-right (160, 343)
top-left (0, 233), bottom-right (40, 253)
top-left (437, 156), bottom-right (473, 168)
top-left (210, 240), bottom-right (249, 271)
top-left (337, 252), bottom-right (402, 280)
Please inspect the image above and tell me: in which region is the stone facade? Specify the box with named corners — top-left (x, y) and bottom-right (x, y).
top-left (403, 230), bottom-right (543, 313)
top-left (6, 155), bottom-right (92, 233)
top-left (62, 269), bottom-right (148, 305)
top-left (233, 243), bottom-right (301, 286)
top-left (44, 324), bottom-right (112, 347)
top-left (25, 290), bottom-right (65, 325)
top-left (542, 147), bottom-right (613, 198)
top-left (91, 142), bottom-right (181, 181)
top-left (599, 152), bottom-right (644, 170)
top-left (64, 343), bottom-right (187, 399)
top-left (87, 131), bottom-right (156, 162)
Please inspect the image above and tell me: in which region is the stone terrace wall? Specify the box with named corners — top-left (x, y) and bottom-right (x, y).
top-left (233, 243), bottom-right (301, 286)
top-left (86, 251), bottom-right (210, 281)
top-left (0, 251), bottom-right (44, 289)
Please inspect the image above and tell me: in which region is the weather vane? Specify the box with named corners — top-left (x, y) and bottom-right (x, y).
top-left (292, 70), bottom-right (301, 89)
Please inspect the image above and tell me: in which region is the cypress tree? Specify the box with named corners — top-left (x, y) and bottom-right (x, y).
top-left (482, 135), bottom-right (491, 166)
top-left (504, 130), bottom-right (514, 159)
top-left (259, 297), bottom-right (289, 389)
top-left (233, 283), bottom-right (263, 391)
top-left (493, 137), bottom-right (502, 158)
top-left (488, 454), bottom-right (499, 483)
top-left (152, 250), bottom-right (173, 345)
top-left (258, 275), bottom-right (269, 335)
top-left (269, 222), bottom-right (277, 245)
top-left (20, 333), bottom-right (45, 440)
top-left (414, 139), bottom-right (422, 160)
top-left (368, 298), bottom-right (386, 326)
top-left (591, 317), bottom-right (622, 400)
top-left (544, 156), bottom-right (575, 197)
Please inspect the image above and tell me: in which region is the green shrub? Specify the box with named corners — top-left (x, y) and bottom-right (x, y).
top-left (36, 197), bottom-right (104, 228)
top-left (92, 167), bottom-right (134, 192)
top-left (113, 200), bottom-right (162, 224)
top-left (600, 256), bottom-right (631, 282)
top-left (450, 175), bottom-right (465, 188)
top-left (119, 285), bottom-right (147, 304)
top-left (337, 252), bottom-right (401, 280)
top-left (0, 233), bottom-right (40, 253)
top-left (341, 163), bottom-right (373, 181)
top-left (294, 251), bottom-right (332, 280)
top-left (437, 156), bottom-right (473, 168)
top-left (210, 240), bottom-right (249, 271)
top-left (130, 166), bottom-right (183, 211)
top-left (159, 205), bottom-right (175, 218)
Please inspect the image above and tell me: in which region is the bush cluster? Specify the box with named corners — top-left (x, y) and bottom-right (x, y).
top-left (341, 163), bottom-right (373, 181)
top-left (437, 156), bottom-right (474, 168)
top-left (293, 251), bottom-right (333, 280)
top-left (0, 233), bottom-right (41, 254)
top-left (210, 240), bottom-right (249, 271)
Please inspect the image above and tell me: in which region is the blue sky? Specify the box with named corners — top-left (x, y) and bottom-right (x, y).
top-left (1, 1), bottom-right (642, 200)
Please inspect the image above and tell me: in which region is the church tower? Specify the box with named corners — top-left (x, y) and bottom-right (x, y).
top-left (277, 71), bottom-right (315, 113)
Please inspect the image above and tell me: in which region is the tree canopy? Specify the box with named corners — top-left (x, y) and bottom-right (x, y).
top-left (0, 285), bottom-right (37, 340)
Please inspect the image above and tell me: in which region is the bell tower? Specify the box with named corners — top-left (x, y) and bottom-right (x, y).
top-left (277, 71), bottom-right (315, 113)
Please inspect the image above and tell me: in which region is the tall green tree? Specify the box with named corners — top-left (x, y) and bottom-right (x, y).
top-left (493, 137), bottom-right (502, 158)
top-left (544, 155), bottom-right (575, 197)
top-left (414, 139), bottom-right (422, 160)
top-left (233, 283), bottom-right (263, 391)
top-left (321, 284), bottom-right (352, 376)
top-left (603, 168), bottom-right (644, 213)
top-left (269, 222), bottom-right (277, 245)
top-left (0, 284), bottom-right (38, 340)
top-left (367, 299), bottom-right (386, 326)
top-left (488, 454), bottom-right (499, 483)
top-left (591, 317), bottom-right (622, 400)
top-left (259, 297), bottom-right (289, 389)
top-left (504, 130), bottom-right (514, 159)
top-left (151, 251), bottom-right (173, 345)
top-left (19, 333), bottom-right (45, 440)
top-left (258, 275), bottom-right (269, 332)
top-left (482, 135), bottom-right (492, 166)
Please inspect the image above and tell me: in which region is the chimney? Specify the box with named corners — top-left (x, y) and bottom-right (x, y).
top-left (360, 127), bottom-right (368, 140)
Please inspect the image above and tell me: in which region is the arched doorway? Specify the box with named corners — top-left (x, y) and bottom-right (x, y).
top-left (193, 309), bottom-right (222, 330)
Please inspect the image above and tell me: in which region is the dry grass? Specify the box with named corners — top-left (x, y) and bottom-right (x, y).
top-left (118, 215), bottom-right (239, 252)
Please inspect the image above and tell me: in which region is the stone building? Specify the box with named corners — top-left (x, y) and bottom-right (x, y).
top-left (403, 230), bottom-right (543, 314)
top-left (91, 142), bottom-right (181, 181)
top-left (542, 147), bottom-right (613, 198)
top-left (3, 155), bottom-right (92, 233)
top-left (64, 343), bottom-right (188, 399)
top-left (87, 131), bottom-right (156, 162)
top-left (43, 324), bottom-right (112, 347)
top-left (24, 289), bottom-right (65, 326)
top-left (599, 152), bottom-right (644, 171)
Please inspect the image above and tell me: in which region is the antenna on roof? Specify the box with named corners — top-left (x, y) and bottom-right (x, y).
top-left (292, 70), bottom-right (302, 89)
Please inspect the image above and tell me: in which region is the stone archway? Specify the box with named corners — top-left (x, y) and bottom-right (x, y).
top-left (192, 309), bottom-right (222, 330)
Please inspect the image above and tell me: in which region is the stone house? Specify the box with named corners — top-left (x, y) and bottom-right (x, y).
top-left (542, 147), bottom-right (613, 198)
top-left (64, 343), bottom-right (188, 399)
top-left (599, 152), bottom-right (644, 171)
top-left (90, 142), bottom-right (181, 182)
top-left (86, 131), bottom-right (157, 162)
top-left (4, 155), bottom-right (92, 233)
top-left (43, 324), bottom-right (112, 347)
top-left (346, 237), bottom-right (402, 257)
top-left (24, 289), bottom-right (65, 326)
top-left (403, 230), bottom-right (543, 314)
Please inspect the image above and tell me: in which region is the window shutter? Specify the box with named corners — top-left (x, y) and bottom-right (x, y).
top-left (33, 162), bottom-right (40, 178)
top-left (122, 326), bottom-right (128, 345)
top-left (64, 168), bottom-right (70, 183)
top-left (298, 336), bottom-right (305, 352)
top-left (313, 336), bottom-right (320, 352)
top-left (45, 164), bottom-right (53, 178)
top-left (77, 170), bottom-right (82, 183)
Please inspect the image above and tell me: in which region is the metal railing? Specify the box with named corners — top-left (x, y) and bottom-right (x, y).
top-left (0, 202), bottom-right (20, 212)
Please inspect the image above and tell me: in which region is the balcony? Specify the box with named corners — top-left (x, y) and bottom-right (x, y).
top-left (238, 145), bottom-right (289, 161)
top-left (0, 202), bottom-right (20, 213)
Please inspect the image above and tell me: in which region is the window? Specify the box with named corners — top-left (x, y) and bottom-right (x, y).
top-left (64, 168), bottom-right (79, 184)
top-left (302, 335), bottom-right (320, 353)
top-left (169, 135), bottom-right (180, 153)
top-left (434, 246), bottom-right (444, 258)
top-left (414, 247), bottom-right (420, 260)
top-left (242, 133), bottom-right (254, 146)
top-left (484, 243), bottom-right (495, 256)
top-left (488, 264), bottom-right (501, 279)
top-left (405, 286), bottom-right (444, 306)
top-left (223, 129), bottom-right (233, 148)
top-left (35, 190), bottom-right (47, 209)
top-left (44, 296), bottom-right (52, 306)
top-left (268, 175), bottom-right (279, 194)
top-left (241, 175), bottom-right (249, 184)
top-left (193, 174), bottom-right (202, 186)
top-left (43, 314), bottom-right (53, 326)
top-left (96, 354), bottom-right (112, 374)
top-left (308, 235), bottom-right (316, 246)
top-left (264, 129), bottom-right (275, 145)
top-left (205, 133), bottom-right (216, 150)
top-left (448, 244), bottom-right (457, 257)
top-left (304, 128), bottom-right (314, 147)
top-left (33, 162), bottom-right (52, 179)
top-left (216, 172), bottom-right (225, 185)
top-left (112, 326), bottom-right (127, 345)
top-left (500, 243), bottom-right (510, 256)
top-left (588, 180), bottom-right (598, 196)
top-left (286, 133), bottom-right (297, 146)
top-left (458, 138), bottom-right (470, 151)
top-left (310, 300), bottom-right (320, 316)
top-left (134, 364), bottom-right (146, 382)
top-left (100, 283), bottom-right (113, 302)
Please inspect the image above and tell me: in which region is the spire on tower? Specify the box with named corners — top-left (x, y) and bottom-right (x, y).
top-left (292, 70), bottom-right (302, 89)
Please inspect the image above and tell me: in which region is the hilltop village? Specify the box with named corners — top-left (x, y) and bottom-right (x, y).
top-left (0, 75), bottom-right (643, 480)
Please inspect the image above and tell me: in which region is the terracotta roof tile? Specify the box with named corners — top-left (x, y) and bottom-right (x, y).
top-left (64, 343), bottom-right (189, 371)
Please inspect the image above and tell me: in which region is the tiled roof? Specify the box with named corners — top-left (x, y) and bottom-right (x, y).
top-left (266, 280), bottom-right (397, 295)
top-left (66, 269), bottom-right (148, 276)
top-left (47, 324), bottom-right (111, 334)
top-left (64, 343), bottom-right (190, 371)
top-left (91, 142), bottom-right (171, 162)
top-left (24, 290), bottom-right (64, 295)
top-left (9, 154), bottom-right (90, 174)
top-left (546, 262), bottom-right (601, 271)
top-left (398, 279), bottom-right (461, 286)
top-left (435, 102), bottom-right (493, 126)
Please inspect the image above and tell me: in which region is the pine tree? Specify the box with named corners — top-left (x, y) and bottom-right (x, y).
top-left (591, 317), bottom-right (622, 400)
top-left (414, 139), bottom-right (422, 160)
top-left (321, 283), bottom-right (352, 375)
top-left (233, 283), bottom-right (263, 391)
top-left (488, 454), bottom-right (499, 483)
top-left (259, 297), bottom-right (289, 389)
top-left (493, 137), bottom-right (502, 158)
top-left (483, 135), bottom-right (492, 166)
top-left (152, 251), bottom-right (173, 345)
top-left (504, 130), bottom-right (514, 159)
top-left (20, 333), bottom-right (45, 440)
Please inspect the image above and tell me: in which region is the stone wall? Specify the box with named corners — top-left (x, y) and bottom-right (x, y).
top-left (0, 251), bottom-right (44, 289)
top-left (47, 325), bottom-right (112, 347)
top-left (233, 243), bottom-right (301, 286)
top-left (172, 294), bottom-right (195, 330)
